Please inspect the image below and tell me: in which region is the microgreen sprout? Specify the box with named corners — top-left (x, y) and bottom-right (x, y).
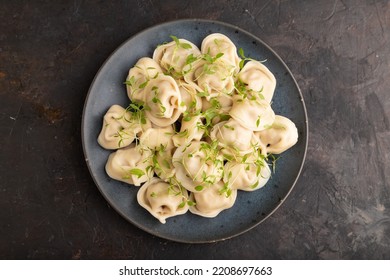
top-left (238, 47), bottom-right (266, 69)
top-left (170, 35), bottom-right (192, 49)
top-left (203, 52), bottom-right (224, 64)
top-left (124, 76), bottom-right (136, 87)
top-left (122, 168), bottom-right (145, 179)
top-left (113, 127), bottom-right (133, 148)
top-left (219, 181), bottom-right (232, 197)
top-left (234, 79), bottom-right (266, 101)
top-left (175, 129), bottom-right (189, 138)
top-left (150, 192), bottom-right (157, 198)
top-left (256, 115), bottom-right (261, 127)
top-left (223, 124), bottom-right (235, 131)
top-left (267, 154), bottom-right (280, 173)
top-left (125, 102), bottom-right (147, 125)
top-left (150, 86), bottom-right (167, 116)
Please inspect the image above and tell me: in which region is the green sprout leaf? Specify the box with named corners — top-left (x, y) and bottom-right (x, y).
top-left (150, 192), bottom-right (157, 198)
top-left (187, 200), bottom-right (196, 207)
top-left (238, 47), bottom-right (245, 58)
top-left (128, 168), bottom-right (145, 178)
top-left (170, 35), bottom-right (192, 50)
top-left (223, 124), bottom-right (235, 131)
top-left (180, 42), bottom-right (192, 49)
top-left (239, 59), bottom-right (245, 70)
top-left (124, 76), bottom-right (136, 87)
top-left (139, 80), bottom-right (148, 89)
top-left (178, 201), bottom-right (186, 208)
top-left (256, 115), bottom-right (261, 127)
top-left (185, 53), bottom-right (197, 65)
top-left (170, 35), bottom-right (180, 45)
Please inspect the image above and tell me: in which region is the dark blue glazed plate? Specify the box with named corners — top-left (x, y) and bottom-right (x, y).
top-left (81, 19), bottom-right (308, 243)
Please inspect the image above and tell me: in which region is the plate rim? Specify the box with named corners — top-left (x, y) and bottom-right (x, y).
top-left (81, 18), bottom-right (309, 243)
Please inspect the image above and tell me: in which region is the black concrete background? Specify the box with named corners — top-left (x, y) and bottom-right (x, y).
top-left (1, 0), bottom-right (389, 259)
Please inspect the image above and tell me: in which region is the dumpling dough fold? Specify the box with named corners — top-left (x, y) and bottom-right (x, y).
top-left (229, 96), bottom-right (275, 131)
top-left (139, 125), bottom-right (175, 152)
top-left (210, 118), bottom-right (260, 156)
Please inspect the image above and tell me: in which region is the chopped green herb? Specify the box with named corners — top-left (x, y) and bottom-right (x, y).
top-left (176, 129), bottom-right (189, 138)
top-left (124, 76), bottom-right (136, 87)
top-left (127, 168), bottom-right (145, 179)
top-left (223, 124), bottom-right (235, 131)
top-left (178, 201), bottom-right (186, 208)
top-left (256, 115), bottom-right (261, 127)
top-left (187, 200), bottom-right (196, 207)
top-left (150, 192), bottom-right (157, 197)
top-left (185, 53), bottom-right (198, 65)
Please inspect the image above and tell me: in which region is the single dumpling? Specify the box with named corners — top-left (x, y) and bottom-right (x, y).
top-left (184, 58), bottom-right (235, 99)
top-left (189, 181), bottom-right (237, 218)
top-left (105, 144), bottom-right (153, 186)
top-left (201, 33), bottom-right (241, 72)
top-left (98, 104), bottom-right (151, 149)
top-left (139, 125), bottom-right (175, 152)
top-left (210, 118), bottom-right (260, 156)
top-left (223, 156), bottom-right (271, 191)
top-left (236, 60), bottom-right (276, 103)
top-left (126, 57), bottom-right (163, 103)
top-left (144, 75), bottom-right (185, 127)
top-left (137, 177), bottom-right (189, 224)
top-left (229, 96), bottom-right (275, 131)
top-left (153, 37), bottom-right (201, 78)
top-left (255, 115), bottom-right (298, 154)
top-left (172, 141), bottom-right (224, 192)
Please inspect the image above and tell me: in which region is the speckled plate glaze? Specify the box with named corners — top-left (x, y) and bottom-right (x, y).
top-left (81, 19), bottom-right (308, 243)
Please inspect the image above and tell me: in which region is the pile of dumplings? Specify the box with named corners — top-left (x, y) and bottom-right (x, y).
top-left (97, 33), bottom-right (298, 224)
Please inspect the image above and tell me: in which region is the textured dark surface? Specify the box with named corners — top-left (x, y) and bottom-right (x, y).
top-left (1, 0), bottom-right (389, 259)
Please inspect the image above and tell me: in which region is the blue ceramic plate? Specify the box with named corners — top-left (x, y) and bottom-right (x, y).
top-left (81, 19), bottom-right (308, 243)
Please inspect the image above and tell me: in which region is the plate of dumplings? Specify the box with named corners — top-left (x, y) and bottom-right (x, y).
top-left (82, 19), bottom-right (308, 243)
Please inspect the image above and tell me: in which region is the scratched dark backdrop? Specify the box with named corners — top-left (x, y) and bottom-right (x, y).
top-left (1, 0), bottom-right (389, 259)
